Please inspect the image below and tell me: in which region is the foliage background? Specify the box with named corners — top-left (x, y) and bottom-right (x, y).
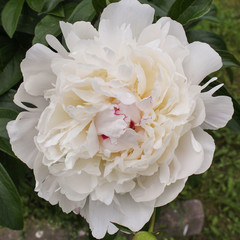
top-left (0, 0), bottom-right (239, 239)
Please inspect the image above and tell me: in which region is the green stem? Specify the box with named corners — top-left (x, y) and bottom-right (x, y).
top-left (148, 208), bottom-right (156, 233)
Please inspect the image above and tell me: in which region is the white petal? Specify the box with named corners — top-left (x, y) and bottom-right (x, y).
top-left (101, 0), bottom-right (154, 38)
top-left (183, 42), bottom-right (222, 85)
top-left (156, 17), bottom-right (188, 45)
top-left (46, 34), bottom-right (69, 57)
top-left (175, 131), bottom-right (204, 179)
top-left (155, 178), bottom-right (187, 207)
top-left (81, 194), bottom-right (155, 239)
top-left (60, 21), bottom-right (98, 51)
top-left (14, 83), bottom-right (48, 111)
top-left (130, 171), bottom-right (165, 202)
top-left (7, 111), bottom-right (40, 168)
top-left (87, 121), bottom-right (99, 157)
top-left (201, 92), bottom-right (233, 130)
top-left (21, 44), bottom-right (58, 96)
top-left (193, 127), bottom-right (215, 174)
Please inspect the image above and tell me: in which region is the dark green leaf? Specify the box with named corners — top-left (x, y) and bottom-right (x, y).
top-left (42, 0), bottom-right (64, 13)
top-left (187, 30), bottom-right (227, 51)
top-left (151, 0), bottom-right (175, 16)
top-left (201, 4), bottom-right (219, 23)
top-left (68, 0), bottom-right (96, 23)
top-left (1, 0), bottom-right (25, 38)
top-left (217, 50), bottom-right (240, 68)
top-left (63, 2), bottom-right (79, 20)
top-left (49, 3), bottom-right (65, 17)
top-left (168, 0), bottom-right (213, 25)
top-left (26, 0), bottom-right (45, 12)
top-left (17, 6), bottom-right (42, 35)
top-left (0, 36), bottom-right (17, 71)
top-left (0, 50), bottom-right (24, 96)
top-left (0, 89), bottom-right (22, 113)
top-left (226, 68), bottom-right (234, 83)
top-left (33, 15), bottom-right (63, 45)
top-left (0, 162), bottom-right (23, 229)
top-left (92, 0), bottom-right (107, 14)
top-left (111, 222), bottom-right (134, 234)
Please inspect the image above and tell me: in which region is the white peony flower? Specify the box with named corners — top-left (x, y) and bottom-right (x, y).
top-left (7, 0), bottom-right (233, 238)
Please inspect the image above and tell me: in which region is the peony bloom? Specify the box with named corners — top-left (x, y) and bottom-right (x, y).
top-left (7, 0), bottom-right (233, 238)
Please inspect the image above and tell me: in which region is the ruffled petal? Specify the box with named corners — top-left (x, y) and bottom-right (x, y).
top-left (155, 178), bottom-right (187, 207)
top-left (7, 111), bottom-right (40, 168)
top-left (193, 127), bottom-right (215, 174)
top-left (183, 42), bottom-right (222, 85)
top-left (81, 194), bottom-right (154, 239)
top-left (13, 83), bottom-right (48, 111)
top-left (175, 131), bottom-right (204, 179)
top-left (201, 93), bottom-right (233, 130)
top-left (101, 0), bottom-right (154, 38)
top-left (138, 17), bottom-right (188, 46)
top-left (21, 44), bottom-right (58, 96)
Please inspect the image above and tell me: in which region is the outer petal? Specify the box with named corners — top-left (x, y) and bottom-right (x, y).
top-left (7, 111), bottom-right (40, 168)
top-left (157, 17), bottom-right (188, 45)
top-left (100, 0), bottom-right (154, 38)
top-left (138, 17), bottom-right (188, 46)
top-left (183, 42), bottom-right (222, 85)
top-left (193, 127), bottom-right (215, 174)
top-left (13, 83), bottom-right (48, 111)
top-left (175, 131), bottom-right (204, 179)
top-left (201, 93), bottom-right (234, 130)
top-left (81, 194), bottom-right (155, 239)
top-left (21, 44), bottom-right (58, 96)
top-left (60, 21), bottom-right (98, 51)
top-left (155, 178), bottom-right (187, 207)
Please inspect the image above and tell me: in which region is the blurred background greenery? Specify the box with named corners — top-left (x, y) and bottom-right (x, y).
top-left (0, 0), bottom-right (240, 239)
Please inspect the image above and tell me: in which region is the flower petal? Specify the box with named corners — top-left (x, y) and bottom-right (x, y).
top-left (183, 42), bottom-right (222, 85)
top-left (155, 178), bottom-right (187, 207)
top-left (193, 127), bottom-right (215, 174)
top-left (7, 111), bottom-right (40, 168)
top-left (201, 93), bottom-right (233, 130)
top-left (101, 0), bottom-right (154, 38)
top-left (13, 83), bottom-right (48, 111)
top-left (21, 44), bottom-right (58, 96)
top-left (175, 131), bottom-right (204, 179)
top-left (81, 194), bottom-right (155, 239)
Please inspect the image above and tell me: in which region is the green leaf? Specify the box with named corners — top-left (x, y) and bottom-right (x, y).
top-left (0, 89), bottom-right (22, 113)
top-left (16, 6), bottom-right (42, 35)
top-left (49, 3), bottom-right (65, 17)
top-left (68, 0), bottom-right (96, 23)
top-left (186, 30), bottom-right (227, 51)
top-left (111, 222), bottom-right (135, 234)
top-left (26, 0), bottom-right (45, 12)
top-left (0, 162), bottom-right (23, 230)
top-left (0, 36), bottom-right (17, 71)
top-left (217, 50), bottom-right (240, 68)
top-left (1, 0), bottom-right (25, 38)
top-left (168, 0), bottom-right (213, 25)
top-left (33, 15), bottom-right (63, 45)
top-left (42, 0), bottom-right (64, 13)
top-left (201, 4), bottom-right (219, 23)
top-left (92, 0), bottom-right (107, 14)
top-left (151, 0), bottom-right (175, 17)
top-left (0, 50), bottom-right (24, 96)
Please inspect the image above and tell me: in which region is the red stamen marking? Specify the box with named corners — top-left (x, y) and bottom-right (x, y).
top-left (129, 120), bottom-right (135, 130)
top-left (101, 134), bottom-right (109, 140)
